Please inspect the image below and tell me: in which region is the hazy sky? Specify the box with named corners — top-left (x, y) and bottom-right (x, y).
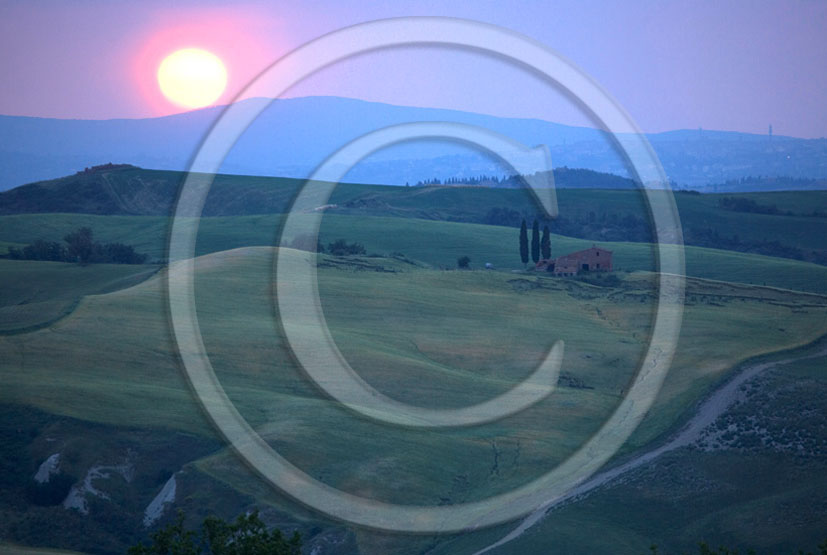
top-left (1, 0), bottom-right (825, 137)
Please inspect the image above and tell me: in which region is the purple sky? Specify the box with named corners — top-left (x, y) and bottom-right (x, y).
top-left (1, 0), bottom-right (825, 137)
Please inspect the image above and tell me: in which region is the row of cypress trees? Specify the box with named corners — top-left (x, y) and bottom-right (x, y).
top-left (519, 219), bottom-right (551, 266)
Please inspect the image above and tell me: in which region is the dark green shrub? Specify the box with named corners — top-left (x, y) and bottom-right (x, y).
top-left (327, 239), bottom-right (366, 256)
top-left (129, 510), bottom-right (301, 555)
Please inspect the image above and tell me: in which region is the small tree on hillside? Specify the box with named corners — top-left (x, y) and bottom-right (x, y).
top-left (64, 227), bottom-right (94, 264)
top-left (519, 219), bottom-right (528, 267)
top-left (541, 225), bottom-right (551, 259)
top-left (530, 219), bottom-right (540, 264)
top-left (457, 256), bottom-right (471, 269)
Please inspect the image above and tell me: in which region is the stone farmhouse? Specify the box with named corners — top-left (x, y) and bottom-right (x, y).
top-left (535, 246), bottom-right (613, 276)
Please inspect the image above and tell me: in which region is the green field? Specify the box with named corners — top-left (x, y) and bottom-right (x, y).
top-left (3, 212), bottom-right (827, 295)
top-left (2, 179), bottom-right (827, 554)
top-left (2, 246), bottom-right (826, 438)
top-left (3, 165), bottom-right (827, 261)
top-left (0, 259), bottom-right (159, 333)
top-left (444, 341), bottom-right (827, 555)
top-left (1, 239), bottom-right (825, 553)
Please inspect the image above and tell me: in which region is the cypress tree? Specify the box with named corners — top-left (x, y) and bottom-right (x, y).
top-left (519, 219), bottom-right (529, 267)
top-left (531, 219), bottom-right (540, 263)
top-left (541, 225), bottom-right (551, 259)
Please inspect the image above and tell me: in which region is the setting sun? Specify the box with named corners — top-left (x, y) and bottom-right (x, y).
top-left (157, 48), bottom-right (227, 109)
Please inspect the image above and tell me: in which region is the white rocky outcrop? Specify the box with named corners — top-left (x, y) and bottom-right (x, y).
top-left (143, 474), bottom-right (177, 527)
top-left (62, 462), bottom-right (133, 515)
top-left (33, 453), bottom-right (61, 483)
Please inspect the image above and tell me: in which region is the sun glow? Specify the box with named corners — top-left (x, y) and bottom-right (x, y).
top-left (157, 48), bottom-right (227, 109)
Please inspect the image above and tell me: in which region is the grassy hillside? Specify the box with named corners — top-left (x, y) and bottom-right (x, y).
top-left (0, 247), bottom-right (825, 553)
top-left (3, 212), bottom-right (827, 295)
top-left (446, 341), bottom-right (827, 555)
top-left (4, 247), bottom-right (824, 441)
top-left (0, 214), bottom-right (170, 261)
top-left (0, 165), bottom-right (633, 217)
top-left (0, 259), bottom-right (158, 333)
top-left (1, 165), bottom-right (826, 263)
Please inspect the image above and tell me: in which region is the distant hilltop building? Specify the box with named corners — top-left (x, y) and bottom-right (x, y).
top-left (535, 245), bottom-right (613, 276)
top-left (77, 163), bottom-right (136, 174)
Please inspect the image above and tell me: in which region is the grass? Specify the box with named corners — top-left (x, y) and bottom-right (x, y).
top-left (2, 212), bottom-right (827, 295)
top-left (327, 185), bottom-right (827, 253)
top-left (2, 165), bottom-right (826, 554)
top-left (1, 191), bottom-right (826, 554)
top-left (5, 166), bottom-right (827, 256)
top-left (0, 259), bottom-right (159, 333)
top-left (451, 338), bottom-right (827, 555)
top-left (0, 213), bottom-right (170, 260)
top-left (0, 245), bottom-right (825, 554)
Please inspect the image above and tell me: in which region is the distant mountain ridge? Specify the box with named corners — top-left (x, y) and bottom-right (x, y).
top-left (1, 96), bottom-right (826, 191)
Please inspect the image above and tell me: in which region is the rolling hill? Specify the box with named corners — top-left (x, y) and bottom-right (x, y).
top-left (0, 164), bottom-right (638, 217)
top-left (2, 165), bottom-right (826, 265)
top-left (1, 161), bottom-right (826, 553)
top-left (0, 259), bottom-right (159, 333)
top-left (0, 245), bottom-right (825, 553)
top-left (2, 210), bottom-right (827, 294)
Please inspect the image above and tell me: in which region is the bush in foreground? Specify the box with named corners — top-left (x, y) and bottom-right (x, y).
top-left (129, 510), bottom-right (301, 555)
